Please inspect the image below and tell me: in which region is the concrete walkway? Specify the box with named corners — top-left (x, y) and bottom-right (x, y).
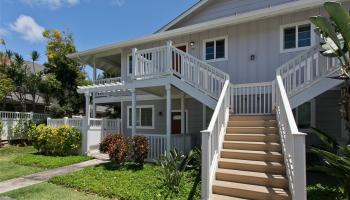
top-left (0, 159), bottom-right (108, 194)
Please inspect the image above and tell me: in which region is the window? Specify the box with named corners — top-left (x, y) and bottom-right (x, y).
top-left (203, 37), bottom-right (227, 61)
top-left (292, 101), bottom-right (315, 129)
top-left (127, 54), bottom-right (132, 75)
top-left (281, 22), bottom-right (312, 52)
top-left (127, 105), bottom-right (154, 129)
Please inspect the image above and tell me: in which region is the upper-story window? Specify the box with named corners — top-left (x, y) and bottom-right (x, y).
top-left (127, 54), bottom-right (132, 75)
top-left (203, 36), bottom-right (228, 61)
top-left (281, 22), bottom-right (313, 53)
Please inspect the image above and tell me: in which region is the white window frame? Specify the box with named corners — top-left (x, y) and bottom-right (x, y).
top-left (202, 36), bottom-right (228, 62)
top-left (127, 53), bottom-right (132, 76)
top-left (280, 21), bottom-right (315, 53)
top-left (127, 105), bottom-right (155, 129)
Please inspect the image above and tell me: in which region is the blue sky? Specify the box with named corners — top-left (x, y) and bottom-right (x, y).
top-left (0, 0), bottom-right (198, 65)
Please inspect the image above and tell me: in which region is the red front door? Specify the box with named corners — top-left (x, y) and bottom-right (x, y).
top-left (172, 45), bottom-right (187, 75)
top-left (172, 111), bottom-right (186, 134)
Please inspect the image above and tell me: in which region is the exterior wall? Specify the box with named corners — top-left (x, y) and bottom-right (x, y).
top-left (168, 0), bottom-right (295, 30)
top-left (119, 4), bottom-right (350, 84)
top-left (121, 98), bottom-right (206, 137)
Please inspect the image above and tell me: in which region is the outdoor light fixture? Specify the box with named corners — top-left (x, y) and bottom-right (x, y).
top-left (250, 54), bottom-right (255, 61)
top-left (190, 41), bottom-right (195, 48)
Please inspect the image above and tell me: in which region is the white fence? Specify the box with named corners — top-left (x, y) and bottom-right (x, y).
top-left (1, 111), bottom-right (50, 140)
top-left (230, 82), bottom-right (274, 115)
top-left (135, 133), bottom-right (192, 162)
top-left (275, 75), bottom-right (306, 200)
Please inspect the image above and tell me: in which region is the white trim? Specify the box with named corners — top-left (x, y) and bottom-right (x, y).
top-left (68, 0), bottom-right (328, 60)
top-left (202, 36), bottom-right (228, 62)
top-left (171, 110), bottom-right (189, 134)
top-left (127, 53), bottom-right (132, 76)
top-left (156, 0), bottom-right (209, 33)
top-left (127, 105), bottom-right (155, 129)
top-left (280, 21), bottom-right (316, 53)
top-left (174, 42), bottom-right (189, 52)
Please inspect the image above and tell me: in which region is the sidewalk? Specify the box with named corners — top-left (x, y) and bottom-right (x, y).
top-left (0, 159), bottom-right (108, 194)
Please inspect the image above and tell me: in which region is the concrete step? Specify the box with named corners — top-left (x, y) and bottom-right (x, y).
top-left (223, 141), bottom-right (282, 152)
top-left (226, 127), bottom-right (278, 134)
top-left (211, 194), bottom-right (247, 200)
top-left (225, 133), bottom-right (280, 142)
top-left (216, 168), bottom-right (289, 189)
top-left (229, 115), bottom-right (276, 121)
top-left (218, 158), bottom-right (286, 174)
top-left (213, 180), bottom-right (290, 200)
top-left (221, 149), bottom-right (283, 162)
top-left (228, 120), bottom-right (277, 127)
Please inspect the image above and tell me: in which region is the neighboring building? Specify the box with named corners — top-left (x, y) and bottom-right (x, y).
top-left (68, 1), bottom-right (348, 199)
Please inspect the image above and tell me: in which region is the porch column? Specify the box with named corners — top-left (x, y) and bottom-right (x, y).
top-left (202, 104), bottom-right (206, 129)
top-left (131, 88), bottom-right (136, 137)
top-left (166, 84), bottom-right (172, 155)
top-left (85, 92), bottom-right (91, 125)
top-left (131, 48), bottom-right (137, 80)
top-left (92, 102), bottom-right (96, 118)
top-left (181, 92), bottom-right (185, 134)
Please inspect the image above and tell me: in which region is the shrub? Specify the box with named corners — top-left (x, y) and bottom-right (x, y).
top-left (9, 119), bottom-right (33, 146)
top-left (157, 149), bottom-right (194, 197)
top-left (99, 134), bottom-right (115, 153)
top-left (108, 134), bottom-right (129, 166)
top-left (132, 135), bottom-right (149, 165)
top-left (307, 184), bottom-right (344, 200)
top-left (29, 124), bottom-right (81, 156)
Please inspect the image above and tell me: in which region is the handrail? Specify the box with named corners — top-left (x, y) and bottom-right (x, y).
top-left (275, 75), bottom-right (306, 200)
top-left (93, 77), bottom-right (122, 85)
top-left (200, 79), bottom-right (230, 199)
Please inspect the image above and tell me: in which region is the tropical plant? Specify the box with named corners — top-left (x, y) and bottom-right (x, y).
top-left (157, 149), bottom-right (194, 198)
top-left (38, 73), bottom-right (61, 112)
top-left (309, 128), bottom-right (350, 199)
top-left (30, 50), bottom-right (39, 73)
top-left (99, 134), bottom-right (115, 153)
top-left (307, 184), bottom-right (344, 200)
top-left (9, 119), bottom-right (33, 145)
top-left (309, 2), bottom-right (350, 130)
top-left (132, 135), bottom-right (149, 166)
top-left (108, 134), bottom-right (129, 166)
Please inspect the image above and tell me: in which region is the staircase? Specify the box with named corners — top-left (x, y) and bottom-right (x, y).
top-left (212, 115), bottom-right (290, 200)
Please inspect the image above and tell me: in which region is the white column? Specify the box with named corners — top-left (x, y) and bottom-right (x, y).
top-left (85, 92), bottom-right (91, 125)
top-left (131, 88), bottom-right (136, 137)
top-left (181, 92), bottom-right (185, 134)
top-left (120, 101), bottom-right (124, 134)
top-left (92, 102), bottom-right (96, 118)
top-left (166, 84), bottom-right (172, 154)
top-left (166, 40), bottom-right (173, 74)
top-left (132, 48), bottom-right (138, 80)
top-left (202, 104), bottom-right (206, 129)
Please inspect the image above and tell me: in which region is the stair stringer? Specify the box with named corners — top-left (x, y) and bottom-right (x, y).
top-left (169, 76), bottom-right (217, 109)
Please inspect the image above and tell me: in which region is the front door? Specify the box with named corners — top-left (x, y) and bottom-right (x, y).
top-left (171, 111), bottom-right (186, 134)
top-left (172, 45), bottom-right (187, 75)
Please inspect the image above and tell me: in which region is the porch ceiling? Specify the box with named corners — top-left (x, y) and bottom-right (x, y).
top-left (80, 52), bottom-right (121, 75)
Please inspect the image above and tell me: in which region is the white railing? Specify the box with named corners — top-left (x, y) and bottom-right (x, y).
top-left (101, 118), bottom-right (122, 140)
top-left (230, 82), bottom-right (274, 115)
top-left (93, 77), bottom-right (122, 85)
top-left (275, 75), bottom-right (306, 200)
top-left (89, 118), bottom-right (103, 129)
top-left (200, 80), bottom-right (230, 199)
top-left (0, 111), bottom-right (49, 121)
top-left (276, 45), bottom-right (340, 97)
top-left (47, 117), bottom-right (83, 132)
top-left (135, 133), bottom-right (193, 162)
top-left (134, 43), bottom-right (229, 99)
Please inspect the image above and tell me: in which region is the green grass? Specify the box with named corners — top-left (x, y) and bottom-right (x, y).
top-left (2, 182), bottom-right (108, 200)
top-left (50, 162), bottom-right (201, 200)
top-left (0, 145), bottom-right (90, 181)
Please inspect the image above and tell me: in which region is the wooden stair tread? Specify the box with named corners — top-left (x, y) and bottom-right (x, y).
top-left (219, 158), bottom-right (284, 167)
top-left (213, 180), bottom-right (290, 197)
top-left (221, 149), bottom-right (282, 156)
top-left (212, 194), bottom-right (248, 200)
top-left (216, 168), bottom-right (287, 180)
top-left (224, 141), bottom-right (281, 146)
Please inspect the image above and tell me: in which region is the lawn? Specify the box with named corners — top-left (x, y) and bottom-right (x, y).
top-left (0, 145), bottom-right (91, 181)
top-left (2, 182), bottom-right (108, 200)
top-left (50, 162), bottom-right (201, 200)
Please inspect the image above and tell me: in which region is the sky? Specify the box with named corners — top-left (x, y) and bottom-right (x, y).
top-left (0, 0), bottom-right (198, 66)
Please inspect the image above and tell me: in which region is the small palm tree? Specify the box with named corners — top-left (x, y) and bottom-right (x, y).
top-left (30, 50), bottom-right (40, 73)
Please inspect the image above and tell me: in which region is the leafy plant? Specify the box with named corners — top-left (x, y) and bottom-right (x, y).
top-left (310, 2), bottom-right (350, 129)
top-left (132, 135), bottom-right (149, 166)
top-left (29, 124), bottom-right (81, 156)
top-left (157, 149), bottom-right (194, 198)
top-left (9, 119), bottom-right (33, 145)
top-left (108, 134), bottom-right (129, 167)
top-left (309, 128), bottom-right (350, 198)
top-left (307, 184), bottom-right (344, 200)
top-left (99, 134), bottom-right (115, 153)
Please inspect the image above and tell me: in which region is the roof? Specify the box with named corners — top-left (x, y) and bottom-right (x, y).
top-left (68, 0), bottom-right (329, 61)
top-left (155, 0), bottom-right (209, 33)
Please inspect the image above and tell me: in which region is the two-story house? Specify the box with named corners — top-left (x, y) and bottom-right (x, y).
top-left (67, 0), bottom-right (349, 199)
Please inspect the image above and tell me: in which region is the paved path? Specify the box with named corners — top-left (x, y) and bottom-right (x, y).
top-left (0, 159), bottom-right (108, 194)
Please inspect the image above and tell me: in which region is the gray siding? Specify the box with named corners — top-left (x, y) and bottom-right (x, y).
top-left (121, 98), bottom-right (205, 137)
top-left (169, 0), bottom-right (295, 30)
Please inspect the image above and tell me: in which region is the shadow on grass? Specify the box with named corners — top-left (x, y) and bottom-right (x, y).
top-left (101, 162), bottom-right (145, 171)
top-left (187, 172), bottom-right (201, 200)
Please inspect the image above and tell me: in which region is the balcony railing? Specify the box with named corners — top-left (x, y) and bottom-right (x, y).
top-left (93, 77), bottom-right (122, 85)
